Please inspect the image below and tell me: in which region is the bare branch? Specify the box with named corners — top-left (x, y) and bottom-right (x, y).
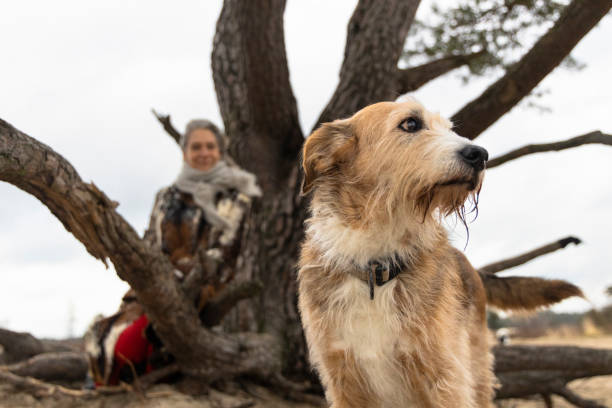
top-left (151, 109), bottom-right (181, 144)
top-left (452, 0), bottom-right (612, 140)
top-left (397, 51), bottom-right (485, 94)
top-left (479, 236), bottom-right (581, 274)
top-left (487, 131), bottom-right (612, 168)
top-left (553, 386), bottom-right (607, 408)
top-left (200, 280), bottom-right (263, 327)
top-left (315, 0), bottom-right (421, 127)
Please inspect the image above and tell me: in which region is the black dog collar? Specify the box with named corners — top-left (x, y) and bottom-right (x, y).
top-left (349, 255), bottom-right (406, 300)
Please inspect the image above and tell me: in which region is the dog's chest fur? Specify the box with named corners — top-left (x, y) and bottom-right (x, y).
top-left (327, 278), bottom-right (419, 405)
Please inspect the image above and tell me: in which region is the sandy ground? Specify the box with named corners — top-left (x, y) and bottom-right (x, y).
top-left (496, 334), bottom-right (612, 408)
top-left (0, 382), bottom-right (320, 408)
top-left (1, 335), bottom-right (610, 407)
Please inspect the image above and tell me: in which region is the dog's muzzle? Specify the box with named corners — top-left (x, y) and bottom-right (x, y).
top-left (458, 145), bottom-right (488, 172)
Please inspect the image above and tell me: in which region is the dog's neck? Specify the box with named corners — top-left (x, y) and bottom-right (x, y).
top-left (305, 205), bottom-right (445, 271)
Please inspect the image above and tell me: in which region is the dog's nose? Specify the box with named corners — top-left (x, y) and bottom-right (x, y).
top-left (459, 145), bottom-right (488, 171)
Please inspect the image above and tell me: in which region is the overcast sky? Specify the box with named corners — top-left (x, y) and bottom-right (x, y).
top-left (1, 1), bottom-right (610, 338)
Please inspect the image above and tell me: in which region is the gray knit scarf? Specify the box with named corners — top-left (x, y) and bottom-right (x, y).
top-left (174, 160), bottom-right (262, 229)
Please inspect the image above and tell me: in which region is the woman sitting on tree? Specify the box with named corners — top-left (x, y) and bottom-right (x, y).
top-left (85, 119), bottom-right (261, 387)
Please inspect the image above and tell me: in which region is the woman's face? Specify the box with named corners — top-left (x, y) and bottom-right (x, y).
top-left (184, 128), bottom-right (221, 171)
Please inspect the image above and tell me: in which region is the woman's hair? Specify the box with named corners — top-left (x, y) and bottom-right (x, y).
top-left (181, 119), bottom-right (225, 155)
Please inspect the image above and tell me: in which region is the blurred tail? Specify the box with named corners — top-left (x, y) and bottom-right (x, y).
top-left (478, 272), bottom-right (583, 311)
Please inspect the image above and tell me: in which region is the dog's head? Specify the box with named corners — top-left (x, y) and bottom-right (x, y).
top-left (302, 99), bottom-right (488, 226)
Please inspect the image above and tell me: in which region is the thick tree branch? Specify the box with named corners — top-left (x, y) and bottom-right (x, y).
top-left (212, 0), bottom-right (303, 192)
top-left (397, 51), bottom-right (485, 94)
top-left (315, 0), bottom-right (421, 128)
top-left (0, 118), bottom-right (281, 383)
top-left (479, 236), bottom-right (581, 274)
top-left (151, 109), bottom-right (181, 144)
top-left (452, 0), bottom-right (612, 140)
top-left (494, 345), bottom-right (612, 400)
top-left (487, 131), bottom-right (612, 168)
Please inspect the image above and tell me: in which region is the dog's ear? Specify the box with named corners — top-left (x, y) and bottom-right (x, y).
top-left (301, 120), bottom-right (354, 195)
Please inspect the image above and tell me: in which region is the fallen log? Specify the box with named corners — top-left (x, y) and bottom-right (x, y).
top-left (0, 328), bottom-right (81, 365)
top-left (5, 352), bottom-right (88, 382)
top-left (494, 345), bottom-right (612, 407)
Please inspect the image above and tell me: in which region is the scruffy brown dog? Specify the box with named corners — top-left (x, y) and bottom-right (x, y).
top-left (298, 99), bottom-right (581, 408)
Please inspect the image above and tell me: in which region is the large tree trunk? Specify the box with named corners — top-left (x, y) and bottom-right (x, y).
top-left (211, 0), bottom-right (310, 378)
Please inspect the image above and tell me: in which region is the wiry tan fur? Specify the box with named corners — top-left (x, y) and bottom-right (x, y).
top-left (298, 99), bottom-right (579, 408)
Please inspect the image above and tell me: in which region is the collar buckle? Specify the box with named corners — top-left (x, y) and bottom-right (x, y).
top-left (366, 257), bottom-right (405, 300)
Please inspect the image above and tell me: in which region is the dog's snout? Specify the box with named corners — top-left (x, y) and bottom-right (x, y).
top-left (458, 145), bottom-right (488, 171)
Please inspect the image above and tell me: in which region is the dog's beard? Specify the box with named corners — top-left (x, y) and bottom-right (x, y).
top-left (413, 180), bottom-right (482, 245)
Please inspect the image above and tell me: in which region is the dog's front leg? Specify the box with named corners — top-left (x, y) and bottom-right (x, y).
top-left (320, 349), bottom-right (380, 408)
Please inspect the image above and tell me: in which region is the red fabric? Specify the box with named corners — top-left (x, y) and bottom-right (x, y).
top-left (107, 314), bottom-right (153, 385)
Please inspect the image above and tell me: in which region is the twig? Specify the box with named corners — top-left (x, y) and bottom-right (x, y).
top-left (0, 369), bottom-right (129, 398)
top-left (116, 351), bottom-right (142, 393)
top-left (487, 131), bottom-right (612, 169)
top-left (151, 109), bottom-right (182, 145)
top-left (479, 236), bottom-right (581, 274)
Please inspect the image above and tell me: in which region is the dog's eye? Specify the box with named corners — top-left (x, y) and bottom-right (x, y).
top-left (399, 117), bottom-right (422, 133)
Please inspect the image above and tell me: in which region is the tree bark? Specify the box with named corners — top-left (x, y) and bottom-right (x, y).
top-left (0, 118), bottom-right (281, 384)
top-left (315, 0), bottom-right (421, 127)
top-left (211, 0), bottom-right (303, 193)
top-left (487, 131), bottom-right (612, 169)
top-left (479, 236), bottom-right (581, 274)
top-left (452, 0), bottom-right (612, 140)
